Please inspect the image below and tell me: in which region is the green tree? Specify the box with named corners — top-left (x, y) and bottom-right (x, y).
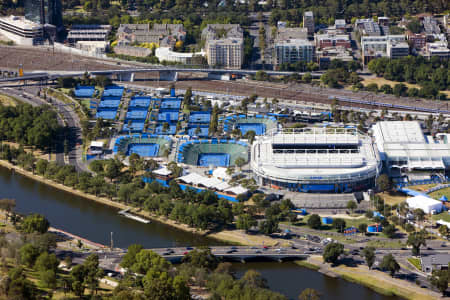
top-left (21, 214), bottom-right (49, 234)
top-left (235, 157), bottom-right (246, 170)
top-left (376, 174), bottom-right (391, 192)
top-left (429, 269), bottom-right (448, 296)
top-left (298, 288), bottom-right (320, 300)
top-left (380, 254), bottom-right (400, 277)
top-left (307, 214), bottom-right (321, 230)
top-left (346, 200), bottom-right (357, 213)
top-left (182, 248), bottom-right (219, 271)
top-left (358, 223), bottom-right (368, 235)
top-left (406, 230), bottom-right (427, 256)
top-left (240, 269), bottom-right (268, 288)
top-left (236, 213), bottom-right (257, 233)
top-left (83, 254), bottom-right (104, 295)
top-left (19, 244), bottom-right (40, 267)
top-left (323, 242), bottom-right (344, 265)
top-left (362, 247), bottom-right (376, 269)
top-left (333, 218), bottom-right (346, 233)
top-left (184, 87), bottom-right (192, 106)
top-left (383, 224), bottom-right (396, 239)
top-left (121, 244), bottom-right (144, 269)
top-left (244, 130), bottom-right (256, 144)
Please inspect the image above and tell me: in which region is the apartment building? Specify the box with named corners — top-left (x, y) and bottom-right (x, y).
top-left (361, 35), bottom-right (408, 64)
top-left (202, 24), bottom-right (244, 69)
top-left (303, 11), bottom-right (314, 36)
top-left (315, 33), bottom-right (351, 49)
top-left (406, 31), bottom-right (426, 50)
top-left (274, 39), bottom-right (315, 66)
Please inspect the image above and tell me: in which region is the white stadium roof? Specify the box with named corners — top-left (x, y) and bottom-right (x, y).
top-left (251, 128), bottom-right (381, 184)
top-left (372, 121), bottom-right (450, 170)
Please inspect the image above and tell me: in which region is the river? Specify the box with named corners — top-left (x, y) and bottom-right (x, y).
top-left (0, 166), bottom-right (399, 300)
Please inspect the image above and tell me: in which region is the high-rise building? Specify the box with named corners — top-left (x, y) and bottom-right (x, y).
top-left (24, 0), bottom-right (44, 24)
top-left (24, 0), bottom-right (62, 29)
top-left (303, 11), bottom-right (314, 36)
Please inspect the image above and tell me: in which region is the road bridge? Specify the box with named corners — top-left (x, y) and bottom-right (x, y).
top-left (147, 246), bottom-right (307, 263)
top-left (0, 68), bottom-right (322, 83)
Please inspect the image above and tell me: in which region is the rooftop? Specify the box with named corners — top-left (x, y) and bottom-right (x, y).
top-left (276, 27), bottom-right (308, 41)
top-left (422, 254), bottom-right (450, 266)
top-left (0, 15), bottom-right (43, 30)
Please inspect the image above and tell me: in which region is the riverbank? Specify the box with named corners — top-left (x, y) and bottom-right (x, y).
top-left (0, 160), bottom-right (280, 247)
top-left (303, 255), bottom-right (442, 300)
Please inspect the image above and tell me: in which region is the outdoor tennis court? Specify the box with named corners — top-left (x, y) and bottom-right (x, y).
top-left (129, 97), bottom-right (151, 108)
top-left (96, 110), bottom-right (117, 119)
top-left (99, 100), bottom-right (121, 108)
top-left (74, 86), bottom-right (95, 98)
top-left (122, 121), bottom-right (145, 132)
top-left (155, 124), bottom-right (176, 135)
top-left (157, 111), bottom-right (179, 122)
top-left (160, 99), bottom-right (181, 109)
top-left (127, 143), bottom-right (159, 157)
top-left (198, 153), bottom-right (230, 167)
top-left (103, 86), bottom-right (124, 97)
top-left (187, 126), bottom-right (209, 137)
top-left (188, 112), bottom-right (211, 123)
top-left (126, 110), bottom-right (148, 120)
top-left (237, 123), bottom-right (266, 135)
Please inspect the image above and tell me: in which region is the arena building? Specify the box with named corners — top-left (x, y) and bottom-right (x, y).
top-left (251, 127), bottom-right (381, 193)
top-left (371, 121), bottom-right (450, 183)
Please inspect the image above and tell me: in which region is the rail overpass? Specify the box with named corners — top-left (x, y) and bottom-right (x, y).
top-left (0, 68), bottom-right (322, 83)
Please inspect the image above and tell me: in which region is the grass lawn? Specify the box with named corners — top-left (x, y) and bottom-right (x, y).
top-left (294, 260), bottom-right (320, 271)
top-left (407, 257), bottom-right (421, 271)
top-left (0, 93), bottom-right (17, 106)
top-left (333, 265), bottom-right (437, 300)
top-left (407, 184), bottom-right (437, 192)
top-left (379, 191), bottom-right (406, 206)
top-left (81, 99), bottom-right (91, 111)
top-left (361, 77), bottom-right (450, 98)
top-left (431, 212), bottom-right (450, 223)
top-left (428, 187), bottom-right (450, 201)
top-left (367, 239), bottom-right (405, 249)
top-left (292, 215), bottom-right (372, 232)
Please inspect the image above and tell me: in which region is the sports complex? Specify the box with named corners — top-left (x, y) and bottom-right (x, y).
top-left (177, 139), bottom-right (248, 167)
top-left (223, 114), bottom-right (278, 135)
top-left (250, 127), bottom-right (381, 193)
top-left (113, 135), bottom-right (172, 157)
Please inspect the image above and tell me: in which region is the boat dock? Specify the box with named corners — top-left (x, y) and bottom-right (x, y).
top-left (118, 208), bottom-right (151, 224)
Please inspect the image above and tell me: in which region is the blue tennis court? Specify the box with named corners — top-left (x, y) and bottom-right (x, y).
top-left (237, 123), bottom-right (266, 135)
top-left (126, 110), bottom-right (147, 120)
top-left (122, 121), bottom-right (145, 132)
top-left (103, 86), bottom-right (124, 97)
top-left (99, 100), bottom-right (121, 108)
top-left (189, 112), bottom-right (211, 123)
top-left (127, 143), bottom-right (159, 157)
top-left (129, 98), bottom-right (151, 108)
top-left (155, 124), bottom-right (176, 135)
top-left (75, 86), bottom-right (95, 98)
top-left (158, 111), bottom-right (179, 122)
top-left (188, 126), bottom-right (209, 137)
top-left (160, 99), bottom-right (181, 109)
top-left (198, 153), bottom-right (230, 167)
top-left (96, 110), bottom-right (117, 120)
